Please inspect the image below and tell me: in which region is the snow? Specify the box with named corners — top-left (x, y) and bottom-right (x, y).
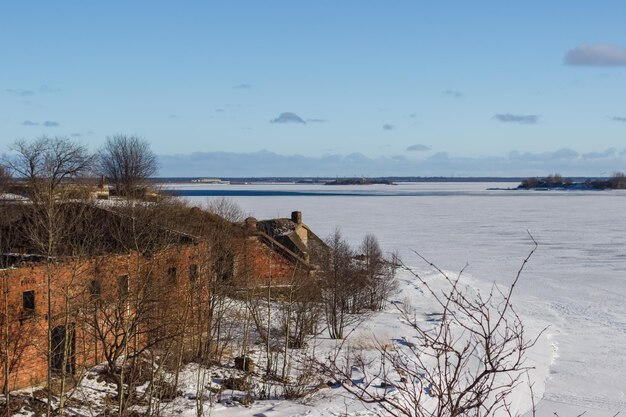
top-left (6, 182), bottom-right (622, 416)
top-left (0, 193), bottom-right (27, 201)
top-left (5, 266), bottom-right (554, 417)
top-left (173, 182), bottom-right (626, 416)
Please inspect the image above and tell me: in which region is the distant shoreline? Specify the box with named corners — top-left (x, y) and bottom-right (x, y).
top-left (154, 176), bottom-right (533, 184)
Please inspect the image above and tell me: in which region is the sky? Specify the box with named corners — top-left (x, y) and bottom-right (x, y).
top-left (1, 1), bottom-right (626, 177)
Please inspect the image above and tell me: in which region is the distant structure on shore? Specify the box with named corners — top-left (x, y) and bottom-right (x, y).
top-left (325, 178), bottom-right (395, 185)
top-left (191, 178), bottom-right (230, 184)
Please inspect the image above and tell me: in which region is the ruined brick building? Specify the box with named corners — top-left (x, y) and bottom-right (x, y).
top-left (0, 200), bottom-right (327, 391)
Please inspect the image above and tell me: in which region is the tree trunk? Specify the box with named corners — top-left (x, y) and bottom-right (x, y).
top-left (3, 272), bottom-right (10, 415)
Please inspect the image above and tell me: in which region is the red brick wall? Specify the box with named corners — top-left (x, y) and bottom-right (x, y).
top-left (234, 236), bottom-right (301, 286)
top-left (0, 242), bottom-right (205, 391)
top-left (1, 234), bottom-right (302, 391)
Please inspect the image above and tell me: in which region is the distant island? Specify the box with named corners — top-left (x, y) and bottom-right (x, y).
top-left (324, 178), bottom-right (395, 186)
top-left (191, 178), bottom-right (230, 184)
top-left (517, 173), bottom-right (626, 190)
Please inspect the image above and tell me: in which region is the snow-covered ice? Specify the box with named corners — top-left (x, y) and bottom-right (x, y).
top-left (174, 182), bottom-right (626, 416)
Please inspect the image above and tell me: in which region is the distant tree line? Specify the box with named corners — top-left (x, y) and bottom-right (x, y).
top-left (519, 172), bottom-right (626, 190)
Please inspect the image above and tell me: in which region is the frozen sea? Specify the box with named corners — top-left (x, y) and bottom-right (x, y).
top-left (170, 182), bottom-right (626, 416)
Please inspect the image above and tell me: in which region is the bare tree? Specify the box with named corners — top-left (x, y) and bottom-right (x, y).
top-left (3, 137), bottom-right (93, 416)
top-left (84, 199), bottom-right (191, 416)
top-left (279, 270), bottom-right (322, 351)
top-left (320, 228), bottom-right (357, 339)
top-left (97, 134), bottom-right (158, 197)
top-left (610, 171), bottom-right (626, 189)
top-left (0, 164), bottom-right (10, 193)
top-left (0, 271), bottom-right (35, 417)
top-left (358, 234), bottom-right (397, 311)
top-left (4, 137), bottom-right (93, 199)
top-left (322, 237), bottom-right (543, 417)
top-left (278, 265), bottom-right (323, 389)
top-left (0, 215), bottom-right (27, 417)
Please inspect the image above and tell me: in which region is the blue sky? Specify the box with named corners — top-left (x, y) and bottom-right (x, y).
top-left (1, 1), bottom-right (626, 176)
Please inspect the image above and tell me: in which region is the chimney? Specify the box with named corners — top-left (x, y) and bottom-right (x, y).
top-left (245, 217), bottom-right (257, 230)
top-left (291, 211), bottom-right (302, 225)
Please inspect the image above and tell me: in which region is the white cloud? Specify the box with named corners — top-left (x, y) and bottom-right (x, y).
top-left (271, 112), bottom-right (306, 124)
top-left (493, 114), bottom-right (538, 125)
top-left (443, 90), bottom-right (463, 98)
top-left (406, 144), bottom-right (430, 152)
top-left (158, 148), bottom-right (626, 177)
top-left (565, 44), bottom-right (626, 66)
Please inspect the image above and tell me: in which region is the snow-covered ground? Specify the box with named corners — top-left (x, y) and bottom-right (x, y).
top-left (23, 266), bottom-right (547, 417)
top-left (172, 182), bottom-right (626, 416)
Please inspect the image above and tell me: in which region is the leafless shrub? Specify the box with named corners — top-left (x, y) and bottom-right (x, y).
top-left (206, 197), bottom-right (246, 222)
top-left (321, 235), bottom-right (544, 417)
top-left (281, 357), bottom-right (325, 400)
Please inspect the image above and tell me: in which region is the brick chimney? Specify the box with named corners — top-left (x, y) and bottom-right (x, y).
top-left (245, 217), bottom-right (257, 230)
top-left (291, 211), bottom-right (308, 250)
top-left (291, 211), bottom-right (302, 224)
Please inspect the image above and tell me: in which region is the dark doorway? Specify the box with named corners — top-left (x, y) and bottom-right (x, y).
top-left (51, 324), bottom-right (76, 374)
top-left (215, 252), bottom-right (234, 282)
